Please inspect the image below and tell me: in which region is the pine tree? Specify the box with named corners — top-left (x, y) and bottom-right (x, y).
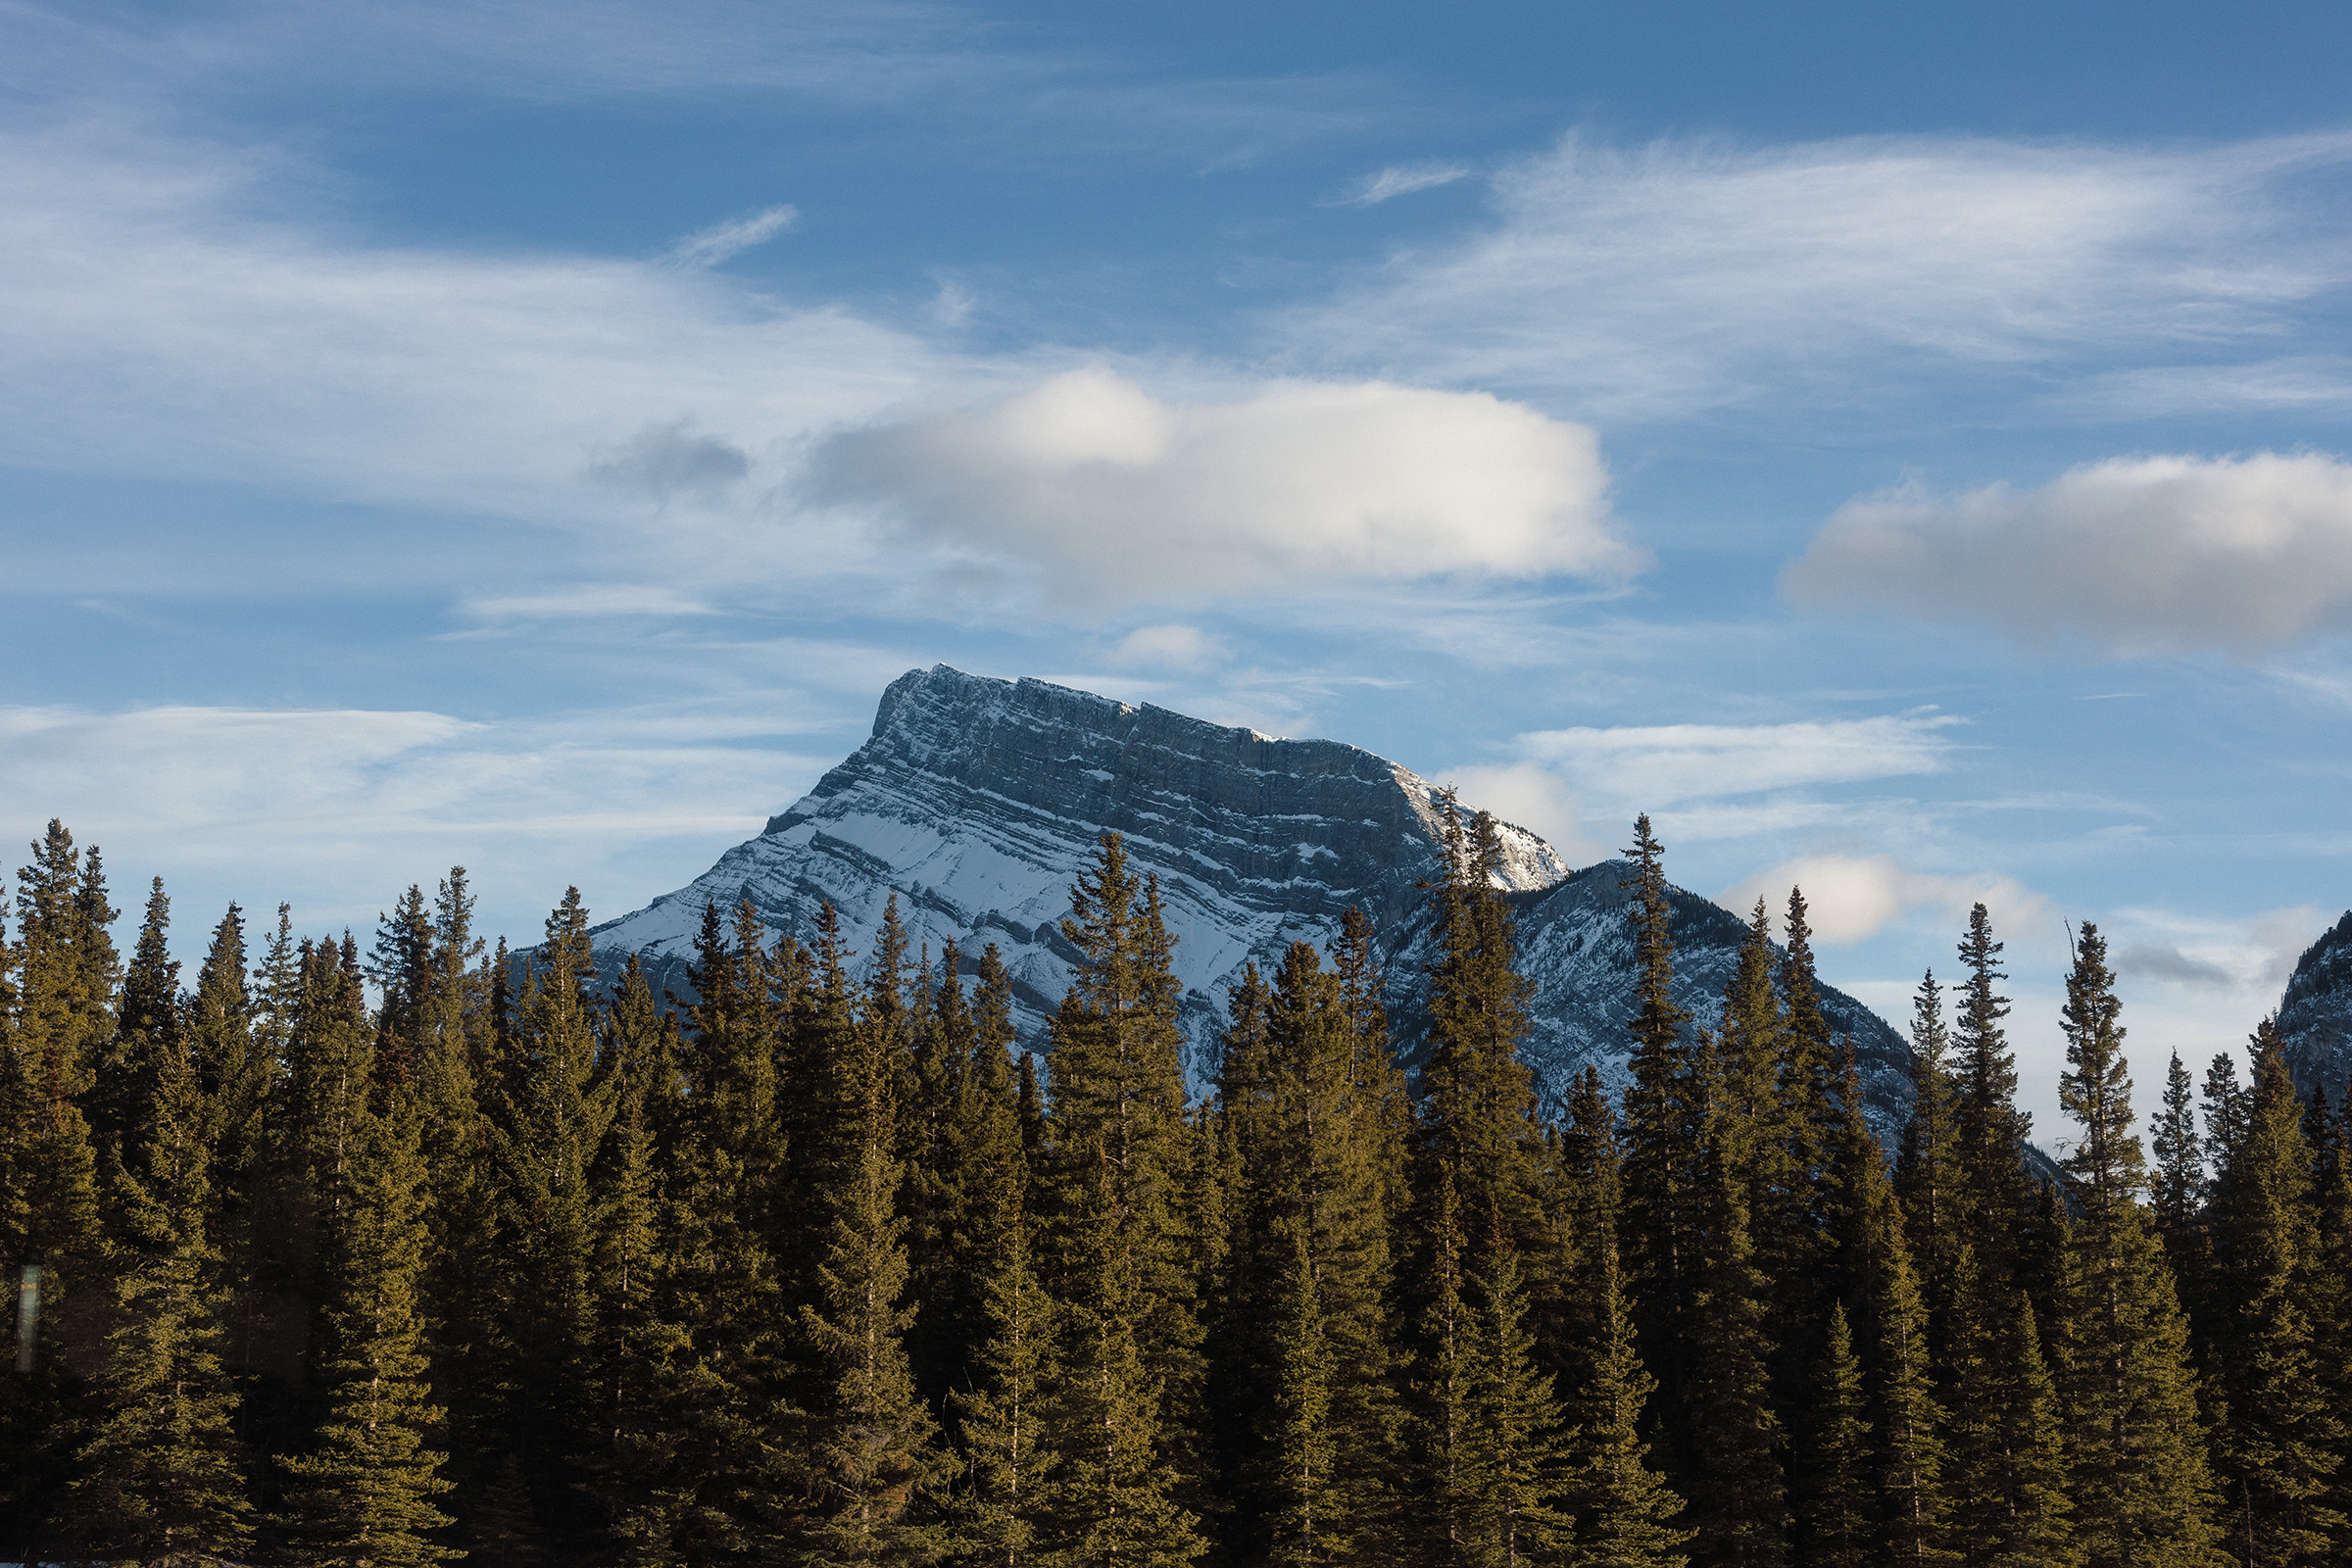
top-left (1897, 970), bottom-right (1965, 1386)
top-left (1953, 906), bottom-right (2032, 1291)
top-left (92, 876), bottom-right (180, 1204)
top-left (278, 1088), bottom-right (457, 1567)
top-left (2149, 1050), bottom-right (2206, 1311)
top-left (486, 887), bottom-right (618, 1544)
top-left (1865, 1188), bottom-right (1955, 1567)
top-left (1415, 1161), bottom-right (1477, 1567)
top-left (954, 1062), bottom-right (1058, 1568)
top-left (1, 821), bottom-right (116, 1548)
top-left (1798, 1303), bottom-right (1872, 1568)
top-left (1946, 1254), bottom-right (2077, 1568)
top-left (797, 976), bottom-right (952, 1566)
top-left (2206, 1019), bottom-right (2345, 1566)
top-left (1420, 799), bottom-right (1544, 1257)
top-left (1038, 833), bottom-right (1205, 1568)
top-left (1680, 1033), bottom-right (1789, 1568)
top-left (70, 1004), bottom-right (256, 1564)
top-left (1615, 815), bottom-right (1694, 1471)
top-left (1560, 1234), bottom-right (1690, 1568)
top-left (1221, 940), bottom-right (1402, 1563)
top-left (1455, 1243), bottom-right (1573, 1568)
top-left (2053, 925), bottom-right (2226, 1568)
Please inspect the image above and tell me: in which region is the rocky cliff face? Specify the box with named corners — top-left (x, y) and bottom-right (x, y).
top-left (589, 664), bottom-right (1915, 1133)
top-left (2280, 908), bottom-right (2352, 1101)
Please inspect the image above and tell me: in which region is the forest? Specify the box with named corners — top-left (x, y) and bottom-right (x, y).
top-left (0, 805), bottom-right (2346, 1568)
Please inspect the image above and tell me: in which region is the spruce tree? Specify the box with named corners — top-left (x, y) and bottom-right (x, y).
top-left (486, 887), bottom-right (618, 1543)
top-left (1865, 1188), bottom-right (1955, 1567)
top-left (953, 1054), bottom-right (1058, 1568)
top-left (1953, 906), bottom-right (2031, 1290)
top-left (2206, 1019), bottom-right (2345, 1565)
top-left (1615, 815), bottom-right (1693, 1465)
top-left (1038, 833), bottom-right (1205, 1568)
top-left (1456, 1243), bottom-right (1573, 1568)
top-left (1798, 1303), bottom-right (1872, 1568)
top-left (1946, 1257), bottom-right (2077, 1568)
top-left (70, 1004), bottom-right (256, 1564)
top-left (1897, 970), bottom-right (1964, 1384)
top-left (2053, 925), bottom-right (2225, 1568)
top-left (1560, 1234), bottom-right (1690, 1568)
top-left (277, 1088), bottom-right (457, 1567)
top-left (2, 822), bottom-right (115, 1548)
top-left (1420, 799), bottom-right (1544, 1257)
top-left (797, 976), bottom-right (951, 1566)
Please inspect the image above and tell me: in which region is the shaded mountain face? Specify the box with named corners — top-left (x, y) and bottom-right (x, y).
top-left (589, 664), bottom-right (1915, 1134)
top-left (2280, 908), bottom-right (2352, 1101)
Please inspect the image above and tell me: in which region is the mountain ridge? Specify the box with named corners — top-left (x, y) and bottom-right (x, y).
top-left (587, 664), bottom-right (1917, 1134)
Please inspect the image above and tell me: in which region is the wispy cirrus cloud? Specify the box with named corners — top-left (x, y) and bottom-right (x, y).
top-left (1290, 129), bottom-right (2352, 420)
top-left (1338, 161), bottom-right (1471, 206)
top-left (666, 205), bottom-right (799, 269)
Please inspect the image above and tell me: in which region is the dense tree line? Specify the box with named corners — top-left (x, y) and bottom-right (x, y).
top-left (1, 807), bottom-right (2347, 1567)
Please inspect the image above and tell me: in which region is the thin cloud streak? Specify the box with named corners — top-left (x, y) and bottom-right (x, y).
top-left (1288, 129), bottom-right (2352, 421)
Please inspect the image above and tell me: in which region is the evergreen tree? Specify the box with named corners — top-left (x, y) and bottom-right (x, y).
top-left (277, 1088), bottom-right (457, 1567)
top-left (1413, 1161), bottom-right (1476, 1567)
top-left (1038, 834), bottom-right (1206, 1568)
top-left (1865, 1189), bottom-right (1955, 1567)
top-left (1797, 1303), bottom-right (1871, 1568)
top-left (1615, 816), bottom-right (1694, 1466)
top-left (1897, 970), bottom-right (1964, 1384)
top-left (1559, 1233), bottom-right (1690, 1568)
top-left (70, 1003), bottom-right (256, 1564)
top-left (797, 974), bottom-right (951, 1566)
top-left (2149, 1051), bottom-right (2206, 1299)
top-left (953, 1056), bottom-right (1058, 1568)
top-left (2053, 925), bottom-right (2225, 1568)
top-left (1456, 1243), bottom-right (1573, 1568)
top-left (2206, 1019), bottom-right (2345, 1566)
top-left (1953, 906), bottom-right (2031, 1290)
top-left (486, 887), bottom-right (618, 1543)
top-left (1, 821), bottom-right (116, 1548)
top-left (1946, 1256), bottom-right (2076, 1568)
top-left (1420, 798), bottom-right (1544, 1257)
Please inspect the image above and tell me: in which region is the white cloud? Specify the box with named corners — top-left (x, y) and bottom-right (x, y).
top-left (1445, 762), bottom-right (1604, 865)
top-left (805, 366), bottom-right (1635, 603)
top-left (0, 122), bottom-right (956, 531)
top-left (1518, 712), bottom-right (1962, 808)
top-left (666, 205), bottom-right (799, 270)
top-left (584, 419), bottom-right (753, 501)
top-left (1720, 852), bottom-right (2052, 949)
top-left (1107, 624), bottom-right (1227, 671)
top-left (1291, 130), bottom-right (2352, 418)
top-left (459, 585), bottom-right (718, 620)
top-left (1341, 161), bottom-right (1471, 206)
top-left (2109, 904), bottom-right (2325, 995)
top-left (1785, 452), bottom-right (2352, 655)
top-left (0, 702), bottom-right (829, 941)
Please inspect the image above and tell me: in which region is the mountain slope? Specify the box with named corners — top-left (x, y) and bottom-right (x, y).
top-left (588, 664), bottom-right (1915, 1132)
top-left (2279, 907), bottom-right (2352, 1100)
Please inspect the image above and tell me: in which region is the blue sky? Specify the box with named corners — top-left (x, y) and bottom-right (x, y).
top-left (7, 0), bottom-right (2352, 1134)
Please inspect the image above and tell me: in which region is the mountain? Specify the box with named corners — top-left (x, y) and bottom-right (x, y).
top-left (2279, 907), bottom-right (2352, 1101)
top-left (588, 664), bottom-right (1916, 1135)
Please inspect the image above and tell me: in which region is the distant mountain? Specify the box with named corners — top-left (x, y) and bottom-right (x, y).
top-left (589, 664), bottom-right (1917, 1136)
top-left (2279, 908), bottom-right (2352, 1101)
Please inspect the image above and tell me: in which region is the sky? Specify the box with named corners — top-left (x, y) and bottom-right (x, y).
top-left (6, 0), bottom-right (2352, 1141)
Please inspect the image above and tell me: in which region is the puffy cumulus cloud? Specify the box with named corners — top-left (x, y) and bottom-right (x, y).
top-left (1785, 453), bottom-right (2352, 655)
top-left (1719, 853), bottom-right (2051, 948)
top-left (1106, 623), bottom-right (1227, 671)
top-left (805, 367), bottom-right (1635, 603)
top-left (1518, 712), bottom-right (1962, 808)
